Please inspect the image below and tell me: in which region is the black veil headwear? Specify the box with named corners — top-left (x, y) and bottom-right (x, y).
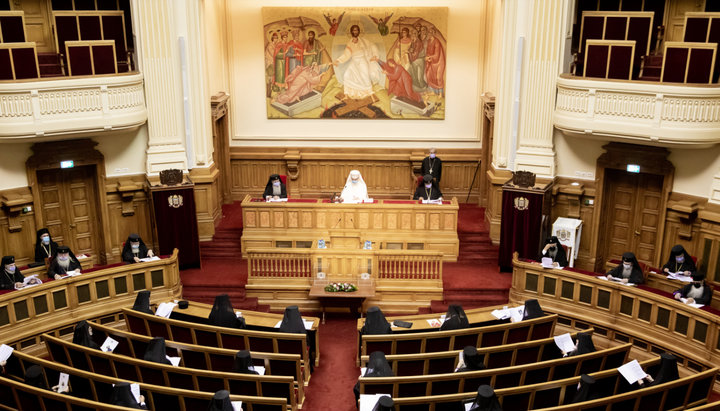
top-left (572, 374), bottom-right (600, 403)
top-left (207, 390), bottom-right (233, 411)
top-left (132, 290), bottom-right (153, 315)
top-left (263, 174), bottom-right (287, 198)
top-left (663, 245), bottom-right (696, 272)
top-left (362, 306), bottom-right (392, 335)
top-left (522, 299), bottom-right (544, 320)
top-left (468, 385), bottom-right (502, 411)
top-left (1, 255), bottom-right (22, 287)
top-left (122, 233), bottom-right (149, 263)
top-left (372, 395), bottom-right (395, 411)
top-left (110, 382), bottom-right (143, 408)
top-left (52, 245), bottom-right (79, 262)
top-left (460, 346), bottom-right (486, 371)
top-left (279, 305), bottom-right (306, 334)
top-left (441, 304), bottom-right (470, 330)
top-left (574, 332), bottom-right (596, 356)
top-left (143, 337), bottom-right (171, 365)
top-left (24, 365), bottom-right (47, 389)
top-left (232, 350), bottom-right (258, 375)
top-left (364, 351), bottom-right (394, 377)
top-left (208, 294), bottom-right (245, 329)
top-left (649, 353), bottom-right (679, 386)
top-left (73, 320), bottom-right (99, 349)
top-left (622, 252), bottom-right (642, 271)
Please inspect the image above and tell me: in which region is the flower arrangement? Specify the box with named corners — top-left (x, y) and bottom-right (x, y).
top-left (324, 282), bottom-right (358, 292)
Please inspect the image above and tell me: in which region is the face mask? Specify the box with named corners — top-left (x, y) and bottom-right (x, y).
top-left (6, 266), bottom-right (15, 274)
top-left (425, 183), bottom-right (432, 188)
top-left (131, 244), bottom-right (140, 250)
top-left (676, 256), bottom-right (684, 263)
top-left (623, 263), bottom-right (632, 269)
top-left (429, 153), bottom-right (436, 159)
top-left (693, 282), bottom-right (702, 288)
top-left (273, 181), bottom-right (281, 187)
top-left (58, 256), bottom-right (69, 262)
top-left (42, 236), bottom-right (50, 245)
top-left (351, 179), bottom-right (359, 184)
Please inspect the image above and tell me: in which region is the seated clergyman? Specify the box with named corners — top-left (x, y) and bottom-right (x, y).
top-left (122, 233), bottom-right (154, 263)
top-left (47, 245), bottom-right (81, 279)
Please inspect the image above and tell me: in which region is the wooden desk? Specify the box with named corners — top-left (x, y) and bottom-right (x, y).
top-left (355, 305), bottom-right (501, 332)
top-left (241, 195), bottom-right (459, 262)
top-left (308, 282), bottom-right (375, 323)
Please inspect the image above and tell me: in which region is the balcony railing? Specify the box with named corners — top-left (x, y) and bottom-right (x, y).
top-left (554, 74), bottom-right (720, 147)
top-left (0, 72), bottom-right (146, 140)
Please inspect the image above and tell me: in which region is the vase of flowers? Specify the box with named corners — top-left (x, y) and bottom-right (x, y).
top-left (324, 282), bottom-right (358, 292)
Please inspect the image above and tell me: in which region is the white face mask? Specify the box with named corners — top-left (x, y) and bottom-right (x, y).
top-left (429, 153), bottom-right (436, 159)
top-left (425, 183), bottom-right (432, 188)
top-left (273, 181), bottom-right (281, 187)
top-left (676, 256), bottom-right (684, 263)
top-left (623, 263), bottom-right (632, 269)
top-left (58, 255), bottom-right (69, 262)
top-left (42, 236), bottom-right (50, 245)
top-left (131, 244), bottom-right (140, 250)
top-left (351, 179), bottom-right (359, 184)
top-left (6, 265), bottom-right (15, 274)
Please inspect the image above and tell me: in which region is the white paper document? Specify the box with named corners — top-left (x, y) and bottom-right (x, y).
top-left (266, 198), bottom-right (288, 202)
top-left (426, 318), bottom-right (442, 327)
top-left (667, 272), bottom-right (693, 282)
top-left (231, 401), bottom-right (243, 411)
top-left (680, 298), bottom-right (704, 308)
top-left (139, 256), bottom-right (161, 262)
top-left (57, 373), bottom-right (70, 393)
top-left (597, 276), bottom-right (636, 286)
top-left (509, 306), bottom-right (524, 323)
top-left (0, 344), bottom-right (13, 362)
top-left (253, 365), bottom-right (266, 375)
top-left (554, 333), bottom-right (576, 353)
top-left (491, 309), bottom-right (510, 320)
top-left (22, 275), bottom-right (42, 286)
top-left (359, 394), bottom-right (392, 411)
top-left (100, 336), bottom-right (119, 352)
top-left (130, 383), bottom-right (141, 403)
top-left (155, 302), bottom-right (177, 318)
top-left (166, 356), bottom-right (181, 367)
top-left (541, 257), bottom-right (555, 269)
top-left (421, 199), bottom-right (443, 204)
top-left (465, 403), bottom-right (474, 411)
top-left (617, 359), bottom-right (649, 384)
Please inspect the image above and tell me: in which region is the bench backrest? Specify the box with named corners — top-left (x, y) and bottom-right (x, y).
top-left (42, 333), bottom-right (298, 410)
top-left (361, 314), bottom-right (557, 357)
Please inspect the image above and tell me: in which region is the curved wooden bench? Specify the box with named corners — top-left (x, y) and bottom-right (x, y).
top-left (360, 314), bottom-right (557, 360)
top-left (85, 320), bottom-right (305, 404)
top-left (358, 343), bottom-right (631, 395)
top-left (122, 308), bottom-right (315, 381)
top-left (3, 349), bottom-right (289, 411)
top-left (42, 334), bottom-right (298, 410)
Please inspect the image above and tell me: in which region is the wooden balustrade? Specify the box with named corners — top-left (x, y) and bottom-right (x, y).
top-left (510, 255), bottom-right (720, 371)
top-left (0, 250), bottom-right (180, 350)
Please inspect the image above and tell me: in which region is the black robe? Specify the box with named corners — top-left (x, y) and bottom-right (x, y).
top-left (441, 304), bottom-right (470, 330)
top-left (0, 267), bottom-right (24, 290)
top-left (132, 290), bottom-right (153, 315)
top-left (354, 351), bottom-right (394, 402)
top-left (522, 299), bottom-right (544, 320)
top-left (47, 256), bottom-right (81, 278)
top-left (143, 337), bottom-right (172, 365)
top-left (647, 353), bottom-right (679, 387)
top-left (413, 182), bottom-right (443, 200)
top-left (467, 385), bottom-right (503, 411)
top-left (456, 346), bottom-right (486, 372)
top-left (279, 306), bottom-right (306, 334)
top-left (674, 282), bottom-right (713, 305)
top-left (662, 245), bottom-right (696, 275)
top-left (110, 382), bottom-right (147, 409)
top-left (571, 374), bottom-right (601, 403)
top-left (361, 306), bottom-right (392, 335)
top-left (538, 236), bottom-right (569, 267)
top-left (606, 260), bottom-right (644, 284)
top-left (232, 350), bottom-right (259, 375)
top-left (208, 390), bottom-right (233, 411)
top-left (121, 236), bottom-right (151, 263)
top-left (208, 294), bottom-right (246, 329)
top-left (568, 332), bottom-right (596, 357)
top-left (34, 228), bottom-right (59, 263)
top-left (73, 320), bottom-right (100, 349)
top-left (421, 156), bottom-right (442, 183)
top-left (263, 176), bottom-right (287, 199)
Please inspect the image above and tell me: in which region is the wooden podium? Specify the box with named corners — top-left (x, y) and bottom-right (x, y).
top-left (150, 176), bottom-right (200, 269)
top-left (498, 179), bottom-right (552, 271)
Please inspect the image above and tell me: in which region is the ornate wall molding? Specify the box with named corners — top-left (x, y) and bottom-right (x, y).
top-left (0, 73), bottom-right (146, 141)
top-left (554, 74), bottom-right (720, 147)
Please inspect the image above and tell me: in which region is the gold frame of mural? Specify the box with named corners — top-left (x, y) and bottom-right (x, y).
top-left (262, 7), bottom-right (448, 120)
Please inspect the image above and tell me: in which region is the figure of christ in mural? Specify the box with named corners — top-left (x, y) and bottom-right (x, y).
top-left (409, 24), bottom-right (428, 93)
top-left (425, 27), bottom-right (446, 97)
top-left (303, 30), bottom-right (324, 66)
top-left (332, 24), bottom-right (384, 100)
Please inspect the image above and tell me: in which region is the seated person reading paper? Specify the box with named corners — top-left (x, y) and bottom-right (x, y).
top-left (413, 174), bottom-right (443, 201)
top-left (121, 233), bottom-right (154, 263)
top-left (47, 245), bottom-right (81, 279)
top-left (606, 252), bottom-right (644, 285)
top-left (0, 255), bottom-right (37, 290)
top-left (263, 174), bottom-right (287, 201)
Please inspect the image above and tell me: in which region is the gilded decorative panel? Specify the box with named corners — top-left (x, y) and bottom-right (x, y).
top-left (415, 213), bottom-right (426, 229)
top-left (259, 211), bottom-right (271, 227)
top-left (273, 211), bottom-right (285, 227)
top-left (429, 213), bottom-right (440, 229)
top-left (359, 212), bottom-right (370, 228)
top-left (288, 211), bottom-right (299, 227)
top-left (401, 213), bottom-right (412, 229)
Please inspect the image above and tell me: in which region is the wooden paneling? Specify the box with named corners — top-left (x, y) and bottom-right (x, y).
top-left (190, 162), bottom-right (222, 242)
top-left (229, 147), bottom-right (483, 203)
top-left (104, 174), bottom-right (153, 261)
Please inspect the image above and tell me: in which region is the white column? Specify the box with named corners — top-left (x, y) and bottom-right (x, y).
top-left (513, 0), bottom-right (570, 178)
top-left (132, 0), bottom-right (188, 174)
top-left (710, 172), bottom-right (720, 204)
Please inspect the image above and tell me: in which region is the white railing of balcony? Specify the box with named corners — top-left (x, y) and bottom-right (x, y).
top-left (0, 73), bottom-right (147, 140)
top-left (554, 74), bottom-right (720, 147)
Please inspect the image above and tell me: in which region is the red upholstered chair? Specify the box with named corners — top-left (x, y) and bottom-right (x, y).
top-left (279, 174), bottom-right (287, 185)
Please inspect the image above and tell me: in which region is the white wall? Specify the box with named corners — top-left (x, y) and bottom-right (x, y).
top-left (0, 143), bottom-right (33, 190)
top-left (224, 0), bottom-right (489, 147)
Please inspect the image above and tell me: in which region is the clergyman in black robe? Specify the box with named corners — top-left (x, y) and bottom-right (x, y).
top-left (72, 320), bottom-right (99, 349)
top-left (354, 351), bottom-right (395, 402)
top-left (441, 304), bottom-right (470, 330)
top-left (361, 306), bottom-right (392, 335)
top-left (662, 244), bottom-right (696, 276)
top-left (673, 271), bottom-right (713, 305)
top-left (565, 332), bottom-right (596, 357)
top-left (263, 174), bottom-right (287, 200)
top-left (467, 385), bottom-right (502, 411)
top-left (420, 148), bottom-right (442, 185)
top-left (208, 294), bottom-right (246, 329)
top-left (522, 299), bottom-right (544, 320)
top-left (279, 305), bottom-right (306, 334)
top-left (606, 252), bottom-right (644, 284)
top-left (47, 245), bottom-right (81, 279)
top-left (143, 337), bottom-right (172, 365)
top-left (456, 346), bottom-right (486, 372)
top-left (413, 174), bottom-right (443, 200)
top-left (34, 228), bottom-right (59, 263)
top-left (122, 233), bottom-right (154, 263)
top-left (132, 290), bottom-right (153, 315)
top-left (109, 382), bottom-right (147, 409)
top-left (571, 374), bottom-right (601, 403)
top-left (232, 350), bottom-right (259, 374)
top-left (207, 390), bottom-right (233, 411)
top-left (1, 255), bottom-right (25, 290)
top-left (538, 236), bottom-right (568, 267)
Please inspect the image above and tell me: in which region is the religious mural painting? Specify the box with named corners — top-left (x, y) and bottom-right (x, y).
top-left (262, 7), bottom-right (448, 119)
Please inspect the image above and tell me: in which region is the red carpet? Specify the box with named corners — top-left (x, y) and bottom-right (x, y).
top-left (180, 201), bottom-right (508, 408)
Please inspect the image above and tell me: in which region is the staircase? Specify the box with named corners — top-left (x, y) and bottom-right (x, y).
top-left (639, 54), bottom-right (663, 82)
top-left (421, 205), bottom-right (510, 314)
top-left (199, 228), bottom-right (243, 260)
top-left (37, 53), bottom-right (64, 78)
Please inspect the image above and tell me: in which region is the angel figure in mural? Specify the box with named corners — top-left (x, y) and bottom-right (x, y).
top-left (369, 12), bottom-right (394, 36)
top-left (323, 11), bottom-right (345, 36)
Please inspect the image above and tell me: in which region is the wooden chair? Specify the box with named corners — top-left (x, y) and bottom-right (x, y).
top-left (0, 42), bottom-right (39, 80)
top-left (683, 12), bottom-right (720, 83)
top-left (584, 39), bottom-right (635, 80)
top-left (0, 11), bottom-right (26, 43)
top-left (661, 41), bottom-right (717, 84)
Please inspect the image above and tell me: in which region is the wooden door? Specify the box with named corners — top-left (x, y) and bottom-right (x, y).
top-left (602, 168), bottom-right (664, 265)
top-left (37, 165), bottom-right (99, 257)
top-left (664, 0), bottom-right (705, 42)
top-left (13, 0), bottom-right (54, 52)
